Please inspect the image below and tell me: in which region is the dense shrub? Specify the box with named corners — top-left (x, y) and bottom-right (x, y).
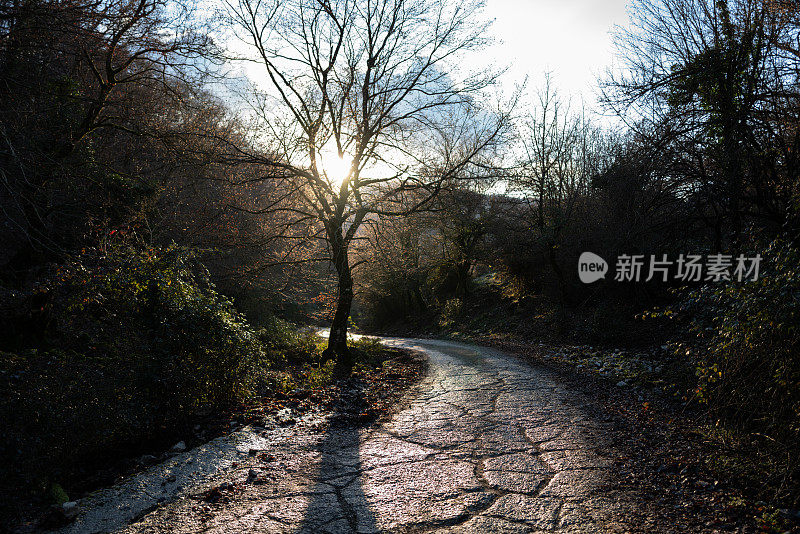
top-left (0, 245), bottom-right (272, 500)
top-left (257, 316), bottom-right (319, 365)
top-left (668, 239), bottom-right (800, 478)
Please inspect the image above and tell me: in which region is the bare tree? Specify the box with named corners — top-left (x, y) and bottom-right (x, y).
top-left (513, 78), bottom-right (608, 300)
top-left (600, 0), bottom-right (800, 243)
top-left (225, 0), bottom-right (509, 364)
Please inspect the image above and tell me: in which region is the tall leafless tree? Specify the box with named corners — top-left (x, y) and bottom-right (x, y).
top-left (513, 78), bottom-right (608, 301)
top-left (601, 0), bottom-right (800, 244)
top-left (225, 0), bottom-right (510, 364)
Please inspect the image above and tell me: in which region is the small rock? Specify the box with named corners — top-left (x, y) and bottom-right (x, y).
top-left (62, 501), bottom-right (78, 514)
top-left (139, 454), bottom-right (158, 465)
top-left (171, 441), bottom-right (187, 452)
top-left (276, 408), bottom-right (296, 426)
top-left (247, 469), bottom-right (259, 484)
top-left (616, 380), bottom-right (627, 387)
top-left (61, 501), bottom-right (78, 521)
top-left (203, 487), bottom-right (223, 503)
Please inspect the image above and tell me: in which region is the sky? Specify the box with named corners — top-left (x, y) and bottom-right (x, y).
top-left (228, 0), bottom-right (634, 114)
top-left (476, 0), bottom-right (632, 110)
top-left (224, 0), bottom-right (635, 183)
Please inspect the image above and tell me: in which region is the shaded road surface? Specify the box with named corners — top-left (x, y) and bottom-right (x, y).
top-left (116, 338), bottom-right (639, 533)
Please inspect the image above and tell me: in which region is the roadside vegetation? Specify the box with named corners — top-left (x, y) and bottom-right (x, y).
top-left (1, 261), bottom-right (410, 524)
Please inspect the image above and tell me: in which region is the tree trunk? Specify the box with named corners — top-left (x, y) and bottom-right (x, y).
top-left (324, 224), bottom-right (355, 375)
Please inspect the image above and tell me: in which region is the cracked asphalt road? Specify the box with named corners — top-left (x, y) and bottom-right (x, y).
top-left (119, 338), bottom-right (639, 533)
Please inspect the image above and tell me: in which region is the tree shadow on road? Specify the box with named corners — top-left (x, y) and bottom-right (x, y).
top-left (298, 378), bottom-right (378, 533)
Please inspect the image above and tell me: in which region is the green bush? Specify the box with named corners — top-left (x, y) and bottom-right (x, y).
top-left (51, 245), bottom-right (267, 406)
top-left (257, 316), bottom-right (320, 365)
top-left (0, 244), bottom-right (272, 499)
top-left (349, 336), bottom-right (385, 366)
top-left (438, 298), bottom-right (464, 329)
top-left (670, 239), bottom-right (800, 449)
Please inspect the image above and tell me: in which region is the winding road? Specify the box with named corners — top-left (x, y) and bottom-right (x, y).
top-left (66, 338), bottom-right (640, 533)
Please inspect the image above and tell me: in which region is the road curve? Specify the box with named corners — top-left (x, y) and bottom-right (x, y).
top-left (92, 338), bottom-right (637, 533)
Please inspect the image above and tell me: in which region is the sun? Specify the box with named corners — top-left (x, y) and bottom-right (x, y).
top-left (319, 145), bottom-right (352, 187)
